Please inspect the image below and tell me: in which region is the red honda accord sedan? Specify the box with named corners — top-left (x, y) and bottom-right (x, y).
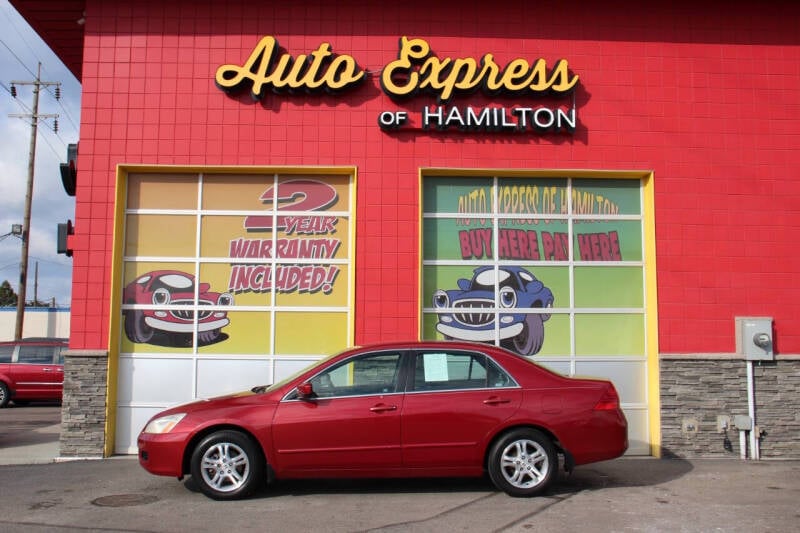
top-left (138, 341), bottom-right (627, 500)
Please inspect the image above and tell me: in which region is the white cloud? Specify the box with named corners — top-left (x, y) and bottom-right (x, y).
top-left (0, 0), bottom-right (81, 307)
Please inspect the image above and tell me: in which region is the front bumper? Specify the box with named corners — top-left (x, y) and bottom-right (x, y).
top-left (144, 316), bottom-right (230, 333)
top-left (435, 322), bottom-right (523, 341)
top-left (137, 431), bottom-right (190, 477)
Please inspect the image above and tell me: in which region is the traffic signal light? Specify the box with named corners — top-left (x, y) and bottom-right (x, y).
top-left (57, 220), bottom-right (74, 257)
top-left (59, 143), bottom-right (77, 196)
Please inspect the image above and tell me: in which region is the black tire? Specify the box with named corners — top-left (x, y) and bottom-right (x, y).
top-left (504, 314), bottom-right (546, 356)
top-left (124, 310), bottom-right (154, 343)
top-left (190, 430), bottom-right (264, 500)
top-left (0, 381), bottom-right (9, 408)
top-left (487, 428), bottom-right (557, 497)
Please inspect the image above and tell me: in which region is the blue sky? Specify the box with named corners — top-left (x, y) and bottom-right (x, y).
top-left (0, 0), bottom-right (81, 307)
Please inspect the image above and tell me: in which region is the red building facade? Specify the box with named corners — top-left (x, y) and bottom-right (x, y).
top-left (13, 0), bottom-right (800, 458)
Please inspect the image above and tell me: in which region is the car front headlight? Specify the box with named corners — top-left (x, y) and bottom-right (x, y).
top-left (433, 290), bottom-right (449, 308)
top-left (143, 413), bottom-right (186, 434)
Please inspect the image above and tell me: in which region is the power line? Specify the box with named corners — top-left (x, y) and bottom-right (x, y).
top-left (4, 73), bottom-right (71, 160)
top-left (7, 89), bottom-right (64, 159)
top-left (1, 3), bottom-right (79, 140)
top-left (0, 80), bottom-right (32, 113)
top-left (35, 118), bottom-right (66, 156)
top-left (47, 87), bottom-right (78, 131)
top-left (0, 2), bottom-right (42, 79)
top-left (0, 37), bottom-right (36, 79)
top-left (28, 255), bottom-right (71, 268)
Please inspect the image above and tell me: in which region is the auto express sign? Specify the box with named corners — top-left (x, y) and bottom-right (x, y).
top-left (377, 37), bottom-right (578, 133)
top-left (215, 36), bottom-right (580, 135)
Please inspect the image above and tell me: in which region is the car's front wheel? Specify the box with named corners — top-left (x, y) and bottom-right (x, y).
top-left (124, 310), bottom-right (154, 343)
top-left (487, 428), bottom-right (557, 497)
top-left (0, 381), bottom-right (9, 408)
top-left (190, 430), bottom-right (264, 500)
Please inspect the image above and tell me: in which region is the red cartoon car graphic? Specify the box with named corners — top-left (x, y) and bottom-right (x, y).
top-left (122, 270), bottom-right (233, 346)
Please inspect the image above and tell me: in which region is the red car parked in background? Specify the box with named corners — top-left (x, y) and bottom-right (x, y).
top-left (138, 341), bottom-right (628, 499)
top-left (0, 338), bottom-right (67, 407)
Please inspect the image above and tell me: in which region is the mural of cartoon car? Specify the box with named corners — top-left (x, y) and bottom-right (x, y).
top-left (122, 270), bottom-right (234, 345)
top-left (433, 266), bottom-right (554, 356)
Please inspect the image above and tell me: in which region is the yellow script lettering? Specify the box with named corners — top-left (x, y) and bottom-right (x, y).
top-left (381, 37), bottom-right (579, 102)
top-left (216, 36), bottom-right (364, 98)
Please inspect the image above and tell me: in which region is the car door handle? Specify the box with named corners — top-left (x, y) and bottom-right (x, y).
top-left (370, 404), bottom-right (398, 412)
top-left (42, 368), bottom-right (53, 372)
top-left (483, 397), bottom-right (511, 405)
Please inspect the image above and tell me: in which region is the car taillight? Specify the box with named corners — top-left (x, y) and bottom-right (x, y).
top-left (593, 386), bottom-right (620, 410)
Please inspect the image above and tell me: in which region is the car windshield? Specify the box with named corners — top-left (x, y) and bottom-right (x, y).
top-left (471, 269), bottom-right (521, 291)
top-left (153, 274), bottom-right (194, 291)
top-left (251, 349), bottom-right (346, 393)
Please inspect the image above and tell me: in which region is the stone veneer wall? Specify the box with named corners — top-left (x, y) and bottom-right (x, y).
top-left (660, 355), bottom-right (800, 458)
top-left (59, 350), bottom-right (108, 457)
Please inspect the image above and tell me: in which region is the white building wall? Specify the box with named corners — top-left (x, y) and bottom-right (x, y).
top-left (0, 307), bottom-right (70, 341)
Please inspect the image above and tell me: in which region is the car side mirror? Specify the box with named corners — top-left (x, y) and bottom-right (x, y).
top-left (297, 382), bottom-right (315, 399)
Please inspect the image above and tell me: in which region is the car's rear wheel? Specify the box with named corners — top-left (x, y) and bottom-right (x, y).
top-left (487, 428), bottom-right (556, 497)
top-left (0, 381), bottom-right (9, 408)
top-left (190, 430), bottom-right (264, 500)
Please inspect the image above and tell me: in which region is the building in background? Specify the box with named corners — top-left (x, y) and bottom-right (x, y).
top-left (11, 0), bottom-right (800, 459)
top-left (0, 307), bottom-right (70, 341)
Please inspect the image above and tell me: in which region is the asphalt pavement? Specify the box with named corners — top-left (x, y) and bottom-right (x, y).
top-left (1, 405), bottom-right (799, 532)
top-left (0, 403), bottom-right (62, 465)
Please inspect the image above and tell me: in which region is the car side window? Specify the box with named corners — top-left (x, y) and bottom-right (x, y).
top-left (310, 352), bottom-right (402, 398)
top-left (413, 351), bottom-right (516, 391)
top-left (0, 346), bottom-right (13, 363)
top-left (486, 357), bottom-right (517, 388)
top-left (413, 351), bottom-right (486, 391)
top-left (18, 345), bottom-right (56, 364)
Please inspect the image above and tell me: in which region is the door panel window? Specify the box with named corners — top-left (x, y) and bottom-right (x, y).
top-left (0, 346), bottom-right (13, 363)
top-left (310, 352), bottom-right (402, 398)
top-left (412, 351), bottom-right (515, 391)
top-left (18, 346), bottom-right (57, 364)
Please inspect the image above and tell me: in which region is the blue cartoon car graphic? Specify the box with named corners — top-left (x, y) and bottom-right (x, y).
top-left (433, 266), bottom-right (554, 356)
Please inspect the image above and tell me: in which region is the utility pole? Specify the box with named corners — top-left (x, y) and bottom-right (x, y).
top-left (9, 63), bottom-right (59, 340)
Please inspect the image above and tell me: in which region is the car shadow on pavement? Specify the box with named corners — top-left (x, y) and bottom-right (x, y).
top-left (184, 475), bottom-right (497, 497)
top-left (548, 457), bottom-right (694, 496)
top-left (183, 457), bottom-right (694, 499)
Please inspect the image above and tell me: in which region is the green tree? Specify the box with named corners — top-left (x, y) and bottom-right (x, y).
top-left (0, 280), bottom-right (17, 307)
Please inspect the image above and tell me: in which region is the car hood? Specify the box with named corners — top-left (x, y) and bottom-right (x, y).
top-left (157, 390), bottom-right (261, 416)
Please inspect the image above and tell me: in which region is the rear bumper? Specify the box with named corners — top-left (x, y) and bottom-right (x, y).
top-left (566, 409), bottom-right (629, 465)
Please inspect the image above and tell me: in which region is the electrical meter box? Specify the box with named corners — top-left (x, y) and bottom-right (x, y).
top-left (736, 317), bottom-right (774, 361)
